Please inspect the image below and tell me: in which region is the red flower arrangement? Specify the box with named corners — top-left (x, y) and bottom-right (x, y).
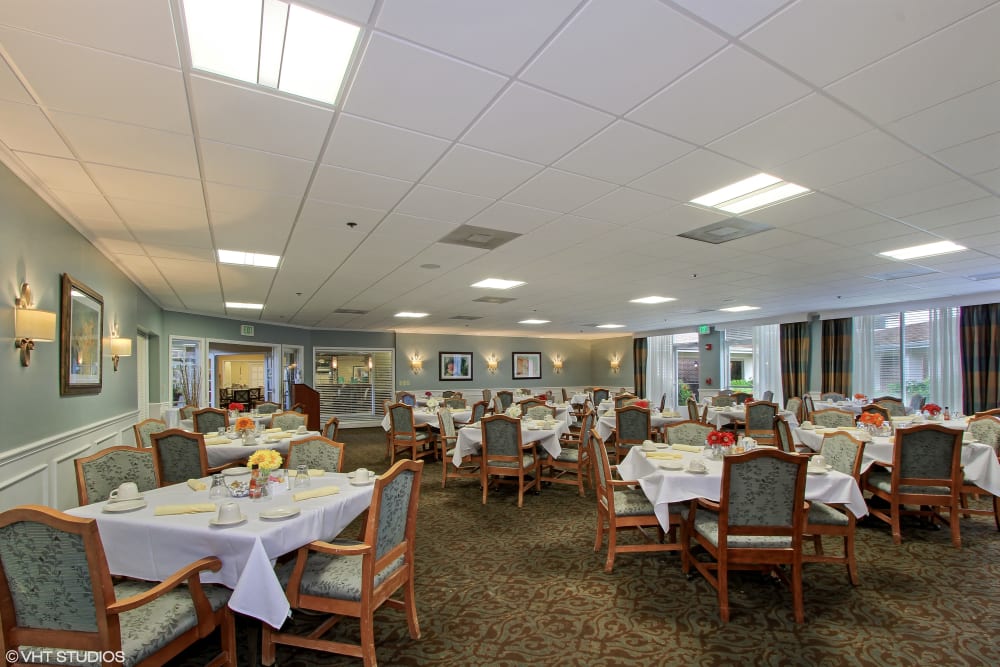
top-left (706, 430), bottom-right (736, 446)
top-left (425, 391), bottom-right (432, 398)
top-left (228, 402), bottom-right (244, 412)
top-left (853, 393), bottom-right (866, 400)
top-left (922, 403), bottom-right (942, 416)
top-left (859, 412), bottom-right (884, 427)
top-left (634, 399), bottom-right (649, 409)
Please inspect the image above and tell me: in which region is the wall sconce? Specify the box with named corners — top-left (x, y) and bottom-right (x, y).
top-left (14, 282), bottom-right (56, 367)
top-left (331, 356), bottom-right (338, 372)
top-left (610, 354), bottom-right (622, 374)
top-left (552, 356), bottom-right (564, 374)
top-left (104, 321), bottom-right (133, 372)
top-left (368, 355), bottom-right (373, 370)
top-left (409, 354), bottom-right (423, 374)
top-left (486, 354), bottom-right (499, 374)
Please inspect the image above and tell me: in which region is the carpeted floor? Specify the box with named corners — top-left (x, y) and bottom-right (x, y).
top-left (176, 427), bottom-right (1000, 666)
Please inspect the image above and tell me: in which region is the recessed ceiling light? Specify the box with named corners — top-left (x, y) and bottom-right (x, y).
top-left (596, 324), bottom-right (626, 329)
top-left (218, 249), bottom-right (280, 268)
top-left (719, 306), bottom-right (760, 312)
top-left (630, 296), bottom-right (676, 304)
top-left (183, 0), bottom-right (360, 105)
top-left (691, 173), bottom-right (810, 214)
top-left (395, 312), bottom-right (429, 318)
top-left (226, 302), bottom-right (263, 310)
top-left (519, 319), bottom-right (550, 325)
top-left (879, 241), bottom-right (967, 260)
top-left (471, 278), bottom-right (526, 290)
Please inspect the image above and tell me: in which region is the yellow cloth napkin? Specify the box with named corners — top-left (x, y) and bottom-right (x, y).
top-left (154, 503), bottom-right (216, 516)
top-left (265, 427), bottom-right (283, 433)
top-left (187, 479), bottom-right (207, 491)
top-left (646, 451), bottom-right (683, 460)
top-left (293, 485), bottom-right (340, 501)
top-left (203, 436), bottom-right (230, 446)
top-left (671, 444), bottom-right (703, 453)
top-left (308, 469), bottom-right (325, 477)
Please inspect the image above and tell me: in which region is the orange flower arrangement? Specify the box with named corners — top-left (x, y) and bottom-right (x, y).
top-left (235, 416), bottom-right (255, 432)
top-left (859, 412), bottom-right (884, 427)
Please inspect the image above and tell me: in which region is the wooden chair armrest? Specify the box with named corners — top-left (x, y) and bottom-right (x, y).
top-left (307, 539), bottom-right (372, 557)
top-left (696, 498), bottom-right (721, 512)
top-left (609, 478), bottom-right (638, 488)
top-left (107, 556), bottom-right (222, 615)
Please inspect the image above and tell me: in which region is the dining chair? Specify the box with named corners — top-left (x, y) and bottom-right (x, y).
top-left (444, 397), bottom-right (468, 409)
top-left (687, 398), bottom-right (700, 421)
top-left (150, 428), bottom-right (227, 485)
top-left (480, 414), bottom-right (539, 508)
top-left (178, 404), bottom-right (198, 421)
top-left (290, 402), bottom-right (307, 414)
top-left (75, 445), bottom-right (160, 505)
top-left (0, 505), bottom-right (237, 667)
top-left (287, 436), bottom-right (344, 473)
top-left (526, 405), bottom-right (556, 420)
top-left (762, 390), bottom-right (774, 403)
top-left (773, 416), bottom-right (797, 454)
top-left (875, 397), bottom-right (906, 416)
top-left (957, 415), bottom-right (1000, 529)
top-left (483, 388), bottom-right (493, 404)
top-left (441, 390), bottom-right (457, 398)
top-left (497, 391), bottom-right (514, 410)
top-left (804, 431), bottom-right (864, 585)
top-left (469, 400), bottom-right (489, 424)
top-left (975, 408), bottom-right (1000, 417)
top-left (589, 428), bottom-right (683, 573)
top-left (663, 420), bottom-right (714, 447)
top-left (561, 387), bottom-right (570, 403)
top-left (388, 403), bottom-right (436, 466)
top-left (438, 407), bottom-right (480, 488)
top-left (614, 393), bottom-right (637, 409)
top-left (820, 392), bottom-right (845, 402)
top-left (909, 395), bottom-right (927, 413)
top-left (743, 401), bottom-right (778, 446)
top-left (263, 459), bottom-right (423, 667)
top-left (591, 388), bottom-right (610, 405)
top-left (541, 410), bottom-right (595, 496)
top-left (394, 391), bottom-right (415, 406)
top-left (323, 416), bottom-right (341, 442)
top-left (810, 408), bottom-right (855, 428)
top-left (232, 389), bottom-right (251, 407)
top-left (712, 395), bottom-right (735, 407)
top-left (682, 448), bottom-right (809, 623)
top-left (860, 403), bottom-right (890, 421)
top-left (802, 394), bottom-right (816, 419)
top-left (785, 397), bottom-right (803, 423)
top-left (492, 395), bottom-right (505, 415)
top-left (731, 392), bottom-right (752, 405)
top-left (133, 417), bottom-right (167, 448)
top-left (256, 401), bottom-right (281, 414)
top-left (193, 407), bottom-right (229, 434)
top-left (863, 423), bottom-right (964, 548)
top-left (270, 412), bottom-right (307, 431)
top-left (518, 397), bottom-right (545, 411)
top-left (614, 405), bottom-right (652, 463)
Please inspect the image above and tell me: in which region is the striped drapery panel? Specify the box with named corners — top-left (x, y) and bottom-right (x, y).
top-left (959, 304), bottom-right (1000, 414)
top-left (822, 318), bottom-right (853, 396)
top-left (633, 337), bottom-right (647, 399)
top-left (780, 321), bottom-right (812, 401)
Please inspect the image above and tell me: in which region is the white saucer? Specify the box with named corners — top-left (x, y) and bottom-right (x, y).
top-left (658, 461), bottom-right (684, 471)
top-left (350, 477), bottom-right (377, 486)
top-left (807, 466), bottom-right (830, 475)
top-left (259, 507), bottom-right (300, 520)
top-left (209, 514), bottom-right (247, 527)
top-left (103, 499), bottom-right (147, 513)
top-left (685, 468), bottom-right (709, 475)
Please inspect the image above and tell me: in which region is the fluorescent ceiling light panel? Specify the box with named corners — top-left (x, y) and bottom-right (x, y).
top-left (690, 173), bottom-right (810, 214)
top-left (471, 278), bottom-right (525, 290)
top-left (719, 306), bottom-right (760, 312)
top-left (630, 296), bottom-right (676, 304)
top-left (878, 241), bottom-right (967, 260)
top-left (217, 249), bottom-right (281, 268)
top-left (395, 312), bottom-right (429, 318)
top-left (183, 0), bottom-right (360, 105)
top-left (596, 324), bottom-right (626, 329)
top-left (519, 319), bottom-right (550, 324)
top-left (226, 302), bottom-right (263, 309)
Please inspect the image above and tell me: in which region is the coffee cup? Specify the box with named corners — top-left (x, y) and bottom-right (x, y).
top-left (811, 455), bottom-right (826, 468)
top-left (641, 440), bottom-right (656, 452)
top-left (109, 482), bottom-right (140, 502)
top-left (217, 501), bottom-right (241, 523)
top-left (355, 468), bottom-right (371, 483)
top-left (688, 460), bottom-right (707, 473)
top-left (800, 421), bottom-right (813, 429)
top-left (296, 425), bottom-right (307, 434)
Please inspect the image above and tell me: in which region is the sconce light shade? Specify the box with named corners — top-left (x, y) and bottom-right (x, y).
top-left (14, 282), bottom-right (56, 367)
top-left (552, 356), bottom-right (564, 373)
top-left (410, 354), bottom-right (423, 374)
top-left (110, 337), bottom-right (132, 372)
top-left (609, 354), bottom-right (622, 374)
top-left (486, 354), bottom-right (499, 374)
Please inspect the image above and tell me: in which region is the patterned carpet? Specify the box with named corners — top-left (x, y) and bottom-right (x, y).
top-left (176, 428), bottom-right (1000, 666)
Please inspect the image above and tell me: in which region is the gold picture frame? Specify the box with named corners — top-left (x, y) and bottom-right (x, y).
top-left (60, 273), bottom-right (104, 395)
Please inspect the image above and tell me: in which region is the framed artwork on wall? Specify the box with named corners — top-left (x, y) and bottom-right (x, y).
top-left (60, 273), bottom-right (104, 395)
top-left (512, 352), bottom-right (541, 380)
top-left (439, 352), bottom-right (473, 380)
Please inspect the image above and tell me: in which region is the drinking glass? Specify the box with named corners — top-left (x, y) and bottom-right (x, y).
top-left (209, 474), bottom-right (231, 500)
top-left (294, 464), bottom-right (310, 488)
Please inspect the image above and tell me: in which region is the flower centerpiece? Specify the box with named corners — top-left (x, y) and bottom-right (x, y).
top-left (853, 393), bottom-right (866, 401)
top-left (859, 412), bottom-right (884, 428)
top-left (707, 429), bottom-right (736, 452)
top-left (229, 402), bottom-right (245, 412)
top-left (505, 404), bottom-right (522, 418)
top-left (248, 449), bottom-right (283, 489)
top-left (922, 403), bottom-right (942, 418)
top-left (634, 399), bottom-right (649, 409)
top-left (234, 416), bottom-right (255, 440)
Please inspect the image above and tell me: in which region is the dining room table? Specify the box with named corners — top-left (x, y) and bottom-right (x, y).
top-left (594, 409), bottom-right (686, 441)
top-left (617, 446), bottom-right (868, 532)
top-left (812, 400), bottom-right (865, 416)
top-left (66, 471), bottom-right (374, 628)
top-left (202, 430), bottom-right (320, 467)
top-left (452, 418), bottom-right (570, 467)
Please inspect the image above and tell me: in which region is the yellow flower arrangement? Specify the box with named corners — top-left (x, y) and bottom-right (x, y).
top-left (235, 416), bottom-right (255, 432)
top-left (248, 449), bottom-right (283, 470)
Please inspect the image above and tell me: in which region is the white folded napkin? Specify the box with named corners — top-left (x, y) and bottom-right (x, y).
top-left (187, 478), bottom-right (207, 491)
top-left (154, 503), bottom-right (216, 516)
top-left (671, 444), bottom-right (703, 453)
top-left (293, 485), bottom-right (340, 501)
top-left (203, 436), bottom-right (230, 446)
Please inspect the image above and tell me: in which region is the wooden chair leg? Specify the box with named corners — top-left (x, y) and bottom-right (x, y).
top-left (845, 533), bottom-right (859, 586)
top-left (891, 504), bottom-right (902, 545)
top-left (792, 563), bottom-right (804, 623)
top-left (718, 564), bottom-right (729, 623)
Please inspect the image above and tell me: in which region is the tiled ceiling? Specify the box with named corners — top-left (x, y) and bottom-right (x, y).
top-left (1, 0), bottom-right (999, 338)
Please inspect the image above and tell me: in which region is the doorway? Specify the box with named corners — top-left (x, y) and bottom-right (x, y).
top-left (208, 341), bottom-right (280, 409)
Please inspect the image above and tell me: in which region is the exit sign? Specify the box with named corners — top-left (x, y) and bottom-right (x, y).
top-left (699, 325), bottom-right (711, 334)
top-left (240, 324), bottom-right (255, 337)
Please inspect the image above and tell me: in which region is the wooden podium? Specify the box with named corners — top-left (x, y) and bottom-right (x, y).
top-left (292, 383), bottom-right (320, 431)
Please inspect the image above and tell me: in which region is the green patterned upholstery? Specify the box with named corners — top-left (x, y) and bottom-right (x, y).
top-left (322, 417), bottom-right (340, 441)
top-left (806, 502), bottom-right (849, 526)
top-left (77, 447), bottom-right (158, 505)
top-left (497, 391), bottom-right (514, 410)
top-left (192, 408), bottom-right (227, 434)
top-left (277, 541), bottom-right (404, 601)
top-left (256, 402), bottom-right (281, 414)
top-left (612, 488), bottom-right (658, 516)
top-left (470, 401), bottom-right (488, 423)
top-left (271, 412), bottom-right (306, 431)
top-left (592, 389), bottom-right (610, 404)
top-left (178, 405), bottom-right (197, 420)
top-left (693, 512), bottom-right (792, 548)
top-left (134, 419), bottom-right (167, 448)
top-left (786, 397), bottom-right (802, 420)
top-left (519, 398), bottom-right (545, 411)
top-left (821, 393), bottom-right (845, 401)
top-left (483, 416), bottom-right (521, 460)
top-left (820, 432), bottom-right (863, 477)
top-left (666, 421), bottom-right (714, 446)
top-left (616, 406), bottom-right (651, 443)
top-left (865, 472), bottom-right (950, 496)
top-left (527, 406), bottom-right (555, 420)
top-left (375, 468), bottom-right (417, 559)
top-left (444, 397), bottom-right (467, 409)
top-left (969, 416), bottom-right (1000, 449)
top-left (746, 402), bottom-right (777, 431)
top-left (687, 399), bottom-right (700, 421)
top-left (287, 438), bottom-right (343, 473)
top-left (877, 399), bottom-right (906, 416)
top-left (728, 456), bottom-right (802, 527)
top-left (899, 428), bottom-right (960, 479)
top-left (811, 409), bottom-right (855, 428)
top-left (712, 395), bottom-right (734, 407)
top-left (151, 431), bottom-right (206, 484)
top-left (774, 417), bottom-right (795, 453)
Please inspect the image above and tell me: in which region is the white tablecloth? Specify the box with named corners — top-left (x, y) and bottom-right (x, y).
top-left (204, 431), bottom-right (319, 467)
top-left (381, 409), bottom-right (447, 431)
top-left (618, 447), bottom-right (868, 532)
top-left (67, 473), bottom-right (373, 628)
top-left (453, 420), bottom-right (570, 467)
top-left (595, 412), bottom-right (685, 441)
top-left (182, 413), bottom-right (273, 432)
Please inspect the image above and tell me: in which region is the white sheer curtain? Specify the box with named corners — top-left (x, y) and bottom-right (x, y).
top-left (646, 335), bottom-right (676, 410)
top-left (852, 315), bottom-right (874, 398)
top-left (720, 333), bottom-right (732, 389)
top-left (752, 324), bottom-right (783, 408)
top-left (928, 307), bottom-right (962, 412)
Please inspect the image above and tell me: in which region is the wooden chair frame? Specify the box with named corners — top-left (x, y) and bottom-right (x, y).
top-left (388, 403), bottom-right (436, 466)
top-left (74, 445), bottom-right (160, 506)
top-left (541, 410), bottom-right (594, 496)
top-left (322, 416), bottom-right (341, 442)
top-left (193, 407), bottom-right (229, 434)
top-left (132, 417), bottom-right (167, 448)
top-left (150, 428), bottom-right (229, 485)
top-left (614, 405), bottom-right (652, 463)
top-left (480, 414), bottom-right (539, 508)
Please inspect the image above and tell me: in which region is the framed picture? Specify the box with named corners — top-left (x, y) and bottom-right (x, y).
top-left (60, 273), bottom-right (104, 395)
top-left (352, 366), bottom-right (370, 383)
top-left (439, 352), bottom-right (473, 381)
top-left (512, 352), bottom-right (541, 380)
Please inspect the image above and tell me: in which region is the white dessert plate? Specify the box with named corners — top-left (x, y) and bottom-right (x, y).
top-left (350, 477), bottom-right (377, 486)
top-left (658, 461), bottom-right (684, 471)
top-left (209, 514), bottom-right (247, 527)
top-left (685, 468), bottom-right (709, 475)
top-left (807, 466), bottom-right (831, 475)
top-left (103, 499), bottom-right (147, 513)
top-left (259, 507), bottom-right (300, 520)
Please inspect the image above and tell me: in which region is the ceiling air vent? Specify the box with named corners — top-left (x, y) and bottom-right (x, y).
top-left (967, 271), bottom-right (1000, 281)
top-left (334, 308), bottom-right (369, 314)
top-left (678, 218), bottom-right (773, 244)
top-left (439, 225), bottom-right (521, 250)
top-left (450, 315), bottom-right (483, 320)
top-left (473, 296), bottom-right (516, 304)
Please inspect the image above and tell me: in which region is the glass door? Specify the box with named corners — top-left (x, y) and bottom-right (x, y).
top-left (169, 336), bottom-right (205, 407)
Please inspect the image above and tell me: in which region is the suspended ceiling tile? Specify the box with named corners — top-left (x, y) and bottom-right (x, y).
top-left (323, 113), bottom-right (450, 181)
top-left (572, 188), bottom-right (673, 225)
top-left (394, 184), bottom-right (491, 224)
top-left (901, 196), bottom-right (1000, 231)
top-left (628, 202), bottom-right (727, 235)
top-left (422, 144), bottom-right (541, 199)
top-left (934, 132), bottom-right (1000, 176)
top-left (555, 121), bottom-right (694, 185)
top-left (87, 163), bottom-right (203, 208)
top-left (371, 212), bottom-right (456, 242)
top-left (14, 152), bottom-right (99, 195)
top-left (671, 0), bottom-right (787, 36)
top-left (0, 101), bottom-right (72, 157)
top-left (630, 149), bottom-right (751, 202)
top-left (889, 81), bottom-right (1000, 155)
top-left (343, 32), bottom-right (507, 139)
top-left (200, 140), bottom-right (314, 198)
top-left (311, 164), bottom-right (412, 210)
top-left (0, 57), bottom-right (35, 104)
top-left (48, 188), bottom-right (119, 222)
top-left (505, 168), bottom-right (616, 213)
top-left (868, 179), bottom-right (991, 220)
top-left (824, 157), bottom-right (963, 206)
top-left (775, 130), bottom-right (919, 190)
top-left (465, 201), bottom-right (560, 235)
top-left (110, 196), bottom-right (208, 237)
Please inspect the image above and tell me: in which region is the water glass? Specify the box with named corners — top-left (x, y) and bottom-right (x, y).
top-left (209, 474), bottom-right (231, 499)
top-left (294, 464), bottom-right (310, 488)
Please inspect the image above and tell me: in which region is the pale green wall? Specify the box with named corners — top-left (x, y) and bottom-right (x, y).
top-left (589, 336), bottom-right (634, 391)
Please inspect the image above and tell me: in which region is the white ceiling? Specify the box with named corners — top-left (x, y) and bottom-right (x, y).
top-left (1, 0), bottom-right (999, 338)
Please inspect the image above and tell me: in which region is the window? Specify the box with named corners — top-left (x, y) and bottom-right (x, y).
top-left (723, 326), bottom-right (753, 392)
top-left (646, 332), bottom-right (700, 408)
